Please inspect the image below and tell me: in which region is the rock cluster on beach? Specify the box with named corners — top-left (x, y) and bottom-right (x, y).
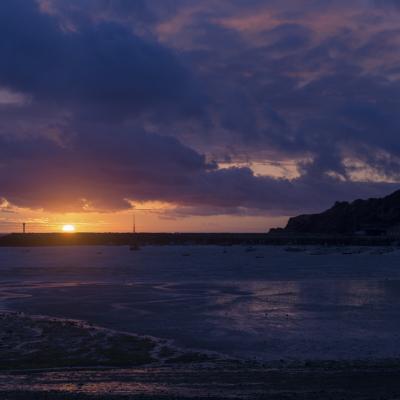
top-left (0, 313), bottom-right (222, 371)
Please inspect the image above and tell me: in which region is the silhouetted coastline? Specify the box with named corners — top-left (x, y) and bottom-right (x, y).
top-left (270, 189), bottom-right (400, 237)
top-left (1, 232), bottom-right (400, 247)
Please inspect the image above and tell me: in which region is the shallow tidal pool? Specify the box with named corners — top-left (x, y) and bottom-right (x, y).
top-left (1, 245), bottom-right (400, 360)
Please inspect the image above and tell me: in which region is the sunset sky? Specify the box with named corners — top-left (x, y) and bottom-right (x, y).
top-left (1, 0), bottom-right (400, 232)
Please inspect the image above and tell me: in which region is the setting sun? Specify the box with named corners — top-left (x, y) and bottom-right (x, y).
top-left (62, 224), bottom-right (75, 232)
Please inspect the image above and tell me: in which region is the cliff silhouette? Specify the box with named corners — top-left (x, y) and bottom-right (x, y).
top-left (272, 189), bottom-right (400, 236)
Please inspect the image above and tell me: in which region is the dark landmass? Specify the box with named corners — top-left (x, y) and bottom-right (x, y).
top-left (0, 232), bottom-right (270, 247)
top-left (1, 231), bottom-right (400, 247)
top-left (270, 188), bottom-right (400, 237)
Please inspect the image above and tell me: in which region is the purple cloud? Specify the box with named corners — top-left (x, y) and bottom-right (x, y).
top-left (0, 0), bottom-right (399, 220)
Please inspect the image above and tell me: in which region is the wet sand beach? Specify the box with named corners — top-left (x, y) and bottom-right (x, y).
top-left (2, 245), bottom-right (400, 398)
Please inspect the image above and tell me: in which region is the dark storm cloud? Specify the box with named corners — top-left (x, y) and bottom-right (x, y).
top-left (0, 131), bottom-right (394, 215)
top-left (0, 0), bottom-right (399, 217)
top-left (374, 0), bottom-right (400, 9)
top-left (0, 132), bottom-right (212, 211)
top-left (166, 1), bottom-right (400, 182)
top-left (0, 0), bottom-right (201, 116)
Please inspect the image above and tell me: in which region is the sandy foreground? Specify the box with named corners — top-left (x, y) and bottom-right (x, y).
top-left (3, 246), bottom-right (400, 398)
top-left (1, 313), bottom-right (400, 399)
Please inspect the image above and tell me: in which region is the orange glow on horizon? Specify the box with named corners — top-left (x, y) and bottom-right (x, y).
top-left (0, 200), bottom-right (287, 233)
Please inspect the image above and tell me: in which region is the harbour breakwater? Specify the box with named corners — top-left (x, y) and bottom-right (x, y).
top-left (0, 232), bottom-right (400, 247)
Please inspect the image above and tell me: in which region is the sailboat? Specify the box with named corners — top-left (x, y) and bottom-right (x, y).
top-left (129, 212), bottom-right (141, 251)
